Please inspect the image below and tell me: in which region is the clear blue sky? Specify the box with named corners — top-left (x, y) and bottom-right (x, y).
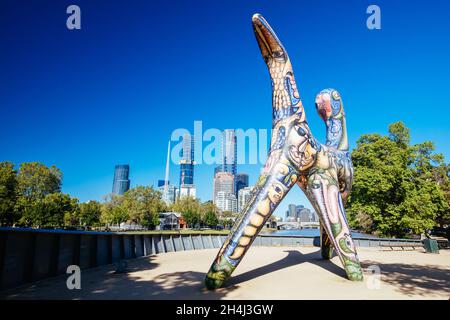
top-left (1, 0), bottom-right (449, 218)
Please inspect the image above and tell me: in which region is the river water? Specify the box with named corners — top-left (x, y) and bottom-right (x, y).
top-left (265, 229), bottom-right (379, 238)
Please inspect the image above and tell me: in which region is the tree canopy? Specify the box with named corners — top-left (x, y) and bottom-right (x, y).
top-left (347, 122), bottom-right (449, 237)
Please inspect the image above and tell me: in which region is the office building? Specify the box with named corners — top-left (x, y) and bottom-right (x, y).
top-left (213, 172), bottom-right (235, 204)
top-left (286, 204), bottom-right (302, 220)
top-left (298, 207), bottom-right (312, 223)
top-left (112, 164), bottom-right (130, 195)
top-left (235, 173), bottom-right (249, 197)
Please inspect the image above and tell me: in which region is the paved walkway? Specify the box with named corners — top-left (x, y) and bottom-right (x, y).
top-left (2, 247), bottom-right (449, 300)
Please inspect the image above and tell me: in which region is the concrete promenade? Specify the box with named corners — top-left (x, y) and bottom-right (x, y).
top-left (2, 247), bottom-right (449, 300)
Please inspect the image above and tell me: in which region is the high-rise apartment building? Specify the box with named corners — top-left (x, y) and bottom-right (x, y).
top-left (215, 191), bottom-right (237, 213)
top-left (238, 186), bottom-right (253, 213)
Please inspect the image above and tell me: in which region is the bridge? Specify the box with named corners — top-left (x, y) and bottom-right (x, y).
top-left (277, 221), bottom-right (320, 229)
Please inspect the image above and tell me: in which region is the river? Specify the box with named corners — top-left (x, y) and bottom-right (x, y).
top-left (265, 229), bottom-right (379, 238)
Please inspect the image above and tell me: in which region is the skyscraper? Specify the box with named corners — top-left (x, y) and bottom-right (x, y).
top-left (112, 164), bottom-right (130, 195)
top-left (286, 204), bottom-right (298, 220)
top-left (213, 171), bottom-right (235, 203)
top-left (213, 171), bottom-right (237, 212)
top-left (221, 129), bottom-right (237, 177)
top-left (179, 133), bottom-right (195, 186)
top-left (235, 173), bottom-right (249, 197)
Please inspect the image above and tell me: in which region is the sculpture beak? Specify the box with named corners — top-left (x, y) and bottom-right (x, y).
top-left (252, 13), bottom-right (288, 63)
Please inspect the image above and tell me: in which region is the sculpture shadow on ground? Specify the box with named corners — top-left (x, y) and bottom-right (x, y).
top-left (3, 255), bottom-right (229, 300)
top-left (361, 259), bottom-right (450, 297)
top-left (75, 257), bottom-right (229, 300)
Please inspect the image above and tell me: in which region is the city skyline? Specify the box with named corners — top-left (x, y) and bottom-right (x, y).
top-left (2, 0), bottom-right (450, 219)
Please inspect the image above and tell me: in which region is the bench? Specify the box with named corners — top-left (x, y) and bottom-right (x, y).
top-left (379, 243), bottom-right (423, 251)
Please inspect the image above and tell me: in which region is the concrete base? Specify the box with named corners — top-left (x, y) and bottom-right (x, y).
top-left (2, 247), bottom-right (449, 300)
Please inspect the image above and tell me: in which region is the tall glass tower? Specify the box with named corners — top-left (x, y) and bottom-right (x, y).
top-left (179, 134), bottom-right (195, 186)
top-left (221, 129), bottom-right (237, 176)
top-left (112, 164), bottom-right (130, 195)
top-left (235, 173), bottom-right (249, 197)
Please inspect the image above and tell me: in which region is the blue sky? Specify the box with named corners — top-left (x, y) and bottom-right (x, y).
top-left (1, 0), bottom-right (449, 218)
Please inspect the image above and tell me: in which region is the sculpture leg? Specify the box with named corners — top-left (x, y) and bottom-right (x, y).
top-left (304, 169), bottom-right (363, 281)
top-left (205, 156), bottom-right (299, 289)
top-left (320, 222), bottom-right (333, 260)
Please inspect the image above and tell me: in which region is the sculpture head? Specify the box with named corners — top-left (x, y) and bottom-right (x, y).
top-left (252, 13), bottom-right (301, 125)
top-left (252, 13), bottom-right (288, 65)
top-left (315, 88), bottom-right (343, 122)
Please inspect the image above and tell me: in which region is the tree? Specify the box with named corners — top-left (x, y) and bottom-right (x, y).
top-left (100, 194), bottom-right (128, 226)
top-left (79, 200), bottom-right (102, 227)
top-left (16, 162), bottom-right (62, 202)
top-left (202, 201), bottom-right (219, 227)
top-left (121, 186), bottom-right (165, 229)
top-left (172, 196), bottom-right (202, 228)
top-left (0, 162), bottom-right (18, 226)
top-left (388, 121), bottom-right (410, 146)
top-left (19, 193), bottom-right (78, 228)
top-left (348, 122), bottom-right (449, 237)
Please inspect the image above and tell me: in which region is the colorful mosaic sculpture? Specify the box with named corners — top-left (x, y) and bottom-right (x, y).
top-left (205, 14), bottom-right (364, 289)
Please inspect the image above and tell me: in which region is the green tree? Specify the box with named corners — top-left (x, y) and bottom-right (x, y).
top-left (16, 162), bottom-right (62, 202)
top-left (202, 201), bottom-right (219, 227)
top-left (172, 196), bottom-right (202, 228)
top-left (348, 122), bottom-right (449, 237)
top-left (20, 193), bottom-right (78, 228)
top-left (121, 186), bottom-right (165, 229)
top-left (100, 194), bottom-right (128, 226)
top-left (79, 200), bottom-right (102, 227)
top-left (0, 162), bottom-right (18, 226)
top-left (15, 162), bottom-right (62, 221)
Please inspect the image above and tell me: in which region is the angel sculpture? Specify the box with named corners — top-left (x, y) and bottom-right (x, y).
top-left (205, 14), bottom-right (364, 289)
